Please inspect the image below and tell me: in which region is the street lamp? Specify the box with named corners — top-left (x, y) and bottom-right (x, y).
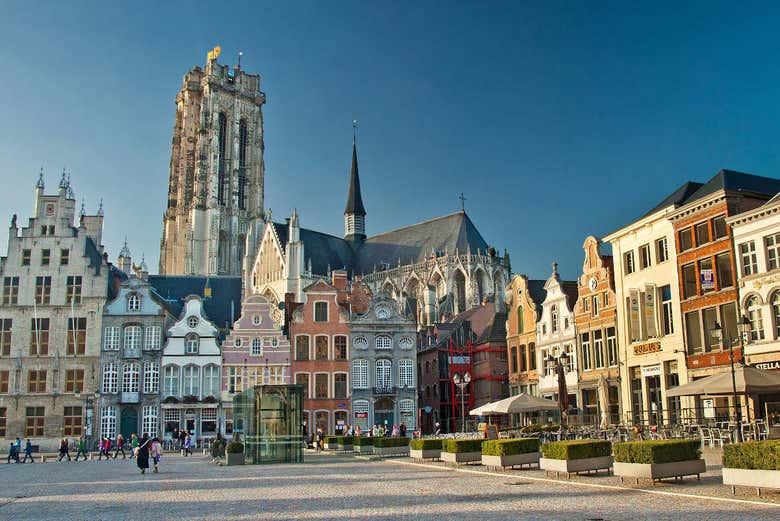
top-left (546, 351), bottom-right (570, 424)
top-left (453, 372), bottom-right (471, 432)
top-left (710, 316), bottom-right (751, 442)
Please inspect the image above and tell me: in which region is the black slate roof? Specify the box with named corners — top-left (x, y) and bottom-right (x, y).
top-left (344, 141), bottom-right (365, 216)
top-left (526, 279), bottom-right (547, 317)
top-left (271, 210), bottom-right (493, 277)
top-left (685, 169), bottom-right (780, 203)
top-left (272, 223), bottom-right (356, 275)
top-left (356, 211), bottom-right (490, 274)
top-left (148, 275), bottom-right (242, 331)
top-left (642, 181), bottom-right (703, 217)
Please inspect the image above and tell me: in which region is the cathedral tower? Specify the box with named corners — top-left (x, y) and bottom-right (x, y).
top-left (159, 48), bottom-right (266, 276)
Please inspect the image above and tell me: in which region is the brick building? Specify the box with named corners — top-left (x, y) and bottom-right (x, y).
top-left (289, 272), bottom-right (351, 436)
top-left (669, 170), bottom-right (780, 419)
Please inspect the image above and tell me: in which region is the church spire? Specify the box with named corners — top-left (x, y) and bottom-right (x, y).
top-left (344, 122), bottom-right (366, 243)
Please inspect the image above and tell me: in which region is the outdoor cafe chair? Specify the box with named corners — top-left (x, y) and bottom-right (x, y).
top-left (699, 427), bottom-right (713, 447)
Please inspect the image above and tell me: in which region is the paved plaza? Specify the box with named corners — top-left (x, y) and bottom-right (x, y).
top-left (1, 452), bottom-right (780, 520)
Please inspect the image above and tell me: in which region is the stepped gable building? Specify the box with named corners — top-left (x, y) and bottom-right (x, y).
top-left (505, 275), bottom-right (546, 397)
top-left (573, 236), bottom-right (621, 426)
top-left (668, 170), bottom-right (780, 419)
top-left (159, 50), bottom-right (266, 277)
top-left (221, 293), bottom-right (292, 437)
top-left (247, 137), bottom-right (510, 328)
top-left (0, 171), bottom-right (120, 450)
top-left (100, 244), bottom-right (172, 441)
top-left (288, 272), bottom-right (351, 436)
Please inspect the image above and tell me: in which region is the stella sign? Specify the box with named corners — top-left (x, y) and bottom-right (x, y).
top-left (633, 341), bottom-right (662, 356)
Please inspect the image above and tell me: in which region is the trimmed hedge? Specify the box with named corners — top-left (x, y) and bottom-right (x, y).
top-left (410, 439), bottom-right (443, 451)
top-left (323, 436), bottom-right (338, 444)
top-left (441, 439), bottom-right (484, 454)
top-left (373, 437), bottom-right (410, 448)
top-left (614, 440), bottom-right (700, 464)
top-left (482, 438), bottom-right (540, 457)
top-left (723, 440), bottom-right (780, 470)
top-left (353, 436), bottom-right (374, 446)
top-left (335, 436), bottom-right (354, 445)
top-left (226, 441), bottom-right (244, 454)
top-left (542, 440), bottom-right (612, 461)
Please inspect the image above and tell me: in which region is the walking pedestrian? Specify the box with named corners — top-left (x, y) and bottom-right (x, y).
top-left (21, 439), bottom-right (34, 463)
top-left (98, 437), bottom-right (110, 460)
top-left (114, 433), bottom-right (126, 459)
top-left (136, 433), bottom-right (150, 474)
top-left (149, 437), bottom-right (162, 473)
top-left (7, 442), bottom-right (19, 463)
top-left (391, 424), bottom-right (400, 437)
top-left (178, 430), bottom-right (187, 454)
top-left (399, 422), bottom-right (407, 437)
top-left (74, 436), bottom-right (88, 461)
top-left (130, 433), bottom-right (139, 459)
top-left (57, 438), bottom-right (71, 461)
top-left (183, 434), bottom-right (193, 456)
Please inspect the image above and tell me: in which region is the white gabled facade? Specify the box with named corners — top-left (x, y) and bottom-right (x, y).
top-left (536, 263), bottom-right (579, 406)
top-left (161, 296), bottom-right (222, 441)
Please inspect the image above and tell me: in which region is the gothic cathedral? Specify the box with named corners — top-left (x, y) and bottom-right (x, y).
top-left (159, 52), bottom-right (266, 276)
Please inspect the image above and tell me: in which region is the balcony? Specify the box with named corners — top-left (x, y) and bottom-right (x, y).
top-left (123, 348), bottom-right (141, 359)
top-left (120, 391), bottom-right (139, 404)
top-left (372, 386), bottom-right (397, 396)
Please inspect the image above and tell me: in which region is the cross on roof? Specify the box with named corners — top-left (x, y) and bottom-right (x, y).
top-left (459, 192), bottom-right (467, 212)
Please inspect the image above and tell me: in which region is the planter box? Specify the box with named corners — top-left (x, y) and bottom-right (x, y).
top-left (723, 468), bottom-right (780, 496)
top-left (373, 445), bottom-right (409, 457)
top-left (614, 459), bottom-right (705, 483)
top-left (323, 443), bottom-right (336, 451)
top-left (482, 452), bottom-right (540, 469)
top-left (410, 449), bottom-right (441, 461)
top-left (354, 445), bottom-right (374, 454)
top-left (441, 451), bottom-right (482, 465)
top-left (226, 453), bottom-right (245, 466)
top-left (540, 456), bottom-right (613, 476)
top-left (337, 444), bottom-right (353, 452)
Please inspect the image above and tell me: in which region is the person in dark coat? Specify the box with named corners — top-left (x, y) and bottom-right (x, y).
top-left (136, 433), bottom-right (150, 474)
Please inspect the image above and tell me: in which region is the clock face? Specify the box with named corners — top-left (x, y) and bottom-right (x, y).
top-left (376, 306), bottom-right (391, 319)
top-left (589, 277), bottom-right (598, 291)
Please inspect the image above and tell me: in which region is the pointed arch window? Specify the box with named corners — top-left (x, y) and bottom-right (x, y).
top-left (217, 112), bottom-right (228, 205)
top-left (238, 119), bottom-right (248, 210)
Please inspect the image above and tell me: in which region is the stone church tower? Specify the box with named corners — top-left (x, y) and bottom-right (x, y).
top-left (159, 50), bottom-right (266, 276)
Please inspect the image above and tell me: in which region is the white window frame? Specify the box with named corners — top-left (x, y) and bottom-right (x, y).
top-left (740, 241), bottom-right (758, 276)
top-left (251, 338), bottom-right (262, 356)
top-left (399, 398), bottom-right (415, 428)
top-left (122, 362), bottom-right (140, 393)
top-left (375, 335), bottom-right (392, 350)
top-left (102, 362), bottom-right (118, 393)
top-left (127, 293), bottom-right (141, 312)
top-left (142, 405), bottom-right (158, 437)
top-left (624, 250), bottom-right (635, 275)
top-left (398, 359), bottom-right (414, 389)
top-left (144, 326), bottom-right (162, 351)
top-left (182, 365), bottom-right (200, 397)
top-left (163, 365), bottom-right (179, 397)
top-left (101, 406), bottom-right (117, 438)
top-left (375, 359), bottom-right (392, 389)
top-left (103, 327), bottom-right (120, 351)
top-left (202, 364), bottom-right (219, 398)
top-left (124, 325), bottom-right (142, 353)
top-left (352, 359), bottom-right (368, 389)
top-left (656, 237), bottom-right (669, 263)
top-left (353, 400), bottom-right (370, 430)
top-left (143, 361), bottom-right (159, 394)
top-left (766, 233), bottom-right (780, 271)
top-left (185, 334), bottom-right (199, 355)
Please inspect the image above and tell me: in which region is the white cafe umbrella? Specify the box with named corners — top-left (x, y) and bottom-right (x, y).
top-left (469, 393), bottom-right (559, 416)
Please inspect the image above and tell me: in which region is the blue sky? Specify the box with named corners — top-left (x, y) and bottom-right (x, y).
top-left (1, 1), bottom-right (779, 280)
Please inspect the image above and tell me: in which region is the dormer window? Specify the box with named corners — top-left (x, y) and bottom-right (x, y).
top-left (185, 333), bottom-right (199, 354)
top-left (128, 294), bottom-right (141, 312)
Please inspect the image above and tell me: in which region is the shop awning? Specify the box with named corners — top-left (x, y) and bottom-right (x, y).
top-left (666, 366), bottom-right (780, 397)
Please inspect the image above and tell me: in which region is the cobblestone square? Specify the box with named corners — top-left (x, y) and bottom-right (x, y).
top-left (2, 452), bottom-right (780, 520)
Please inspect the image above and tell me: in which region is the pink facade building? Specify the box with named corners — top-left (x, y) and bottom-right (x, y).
top-left (221, 294), bottom-right (292, 436)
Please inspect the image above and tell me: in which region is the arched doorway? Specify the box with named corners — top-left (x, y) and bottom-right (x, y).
top-left (373, 397), bottom-right (395, 429)
top-left (120, 407), bottom-right (138, 439)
